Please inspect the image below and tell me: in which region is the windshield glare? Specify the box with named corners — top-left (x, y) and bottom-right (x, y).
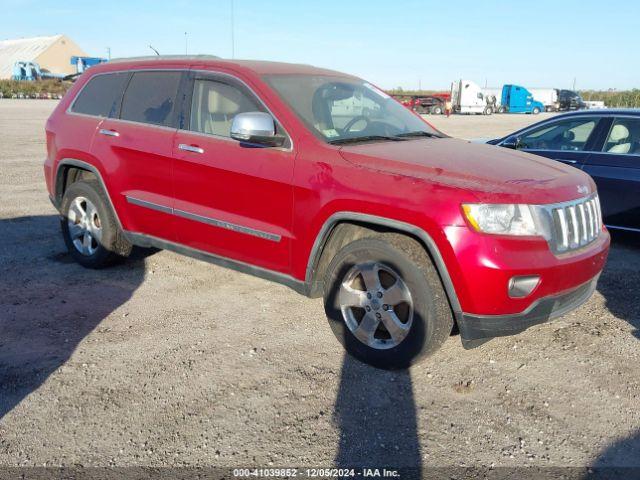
top-left (264, 74), bottom-right (441, 143)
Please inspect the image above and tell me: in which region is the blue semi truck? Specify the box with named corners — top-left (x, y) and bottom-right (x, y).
top-left (500, 84), bottom-right (545, 114)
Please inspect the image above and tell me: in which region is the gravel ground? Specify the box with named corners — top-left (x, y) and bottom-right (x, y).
top-left (0, 100), bottom-right (639, 472)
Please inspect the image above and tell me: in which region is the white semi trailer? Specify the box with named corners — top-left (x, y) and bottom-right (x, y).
top-left (529, 88), bottom-right (559, 112)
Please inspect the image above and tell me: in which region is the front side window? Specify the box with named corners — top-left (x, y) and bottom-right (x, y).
top-left (120, 71), bottom-right (182, 127)
top-left (603, 118), bottom-right (640, 155)
top-left (71, 72), bottom-right (129, 117)
top-left (518, 117), bottom-right (598, 151)
top-left (189, 79), bottom-right (263, 137)
top-left (264, 74), bottom-right (441, 143)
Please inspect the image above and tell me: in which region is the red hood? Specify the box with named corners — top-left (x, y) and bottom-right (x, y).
top-left (338, 138), bottom-right (596, 204)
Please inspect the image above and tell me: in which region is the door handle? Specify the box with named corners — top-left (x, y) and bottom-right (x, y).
top-left (179, 144), bottom-right (204, 154)
top-left (98, 128), bottom-right (119, 137)
top-left (555, 158), bottom-right (578, 164)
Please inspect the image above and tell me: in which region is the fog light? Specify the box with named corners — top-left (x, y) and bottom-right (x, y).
top-left (508, 275), bottom-right (540, 298)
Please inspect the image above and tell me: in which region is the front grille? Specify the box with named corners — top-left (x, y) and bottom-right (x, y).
top-left (547, 195), bottom-right (602, 254)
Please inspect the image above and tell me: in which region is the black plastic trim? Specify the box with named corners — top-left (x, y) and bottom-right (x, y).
top-left (54, 158), bottom-right (124, 230)
top-left (305, 212), bottom-right (463, 319)
top-left (458, 274), bottom-right (600, 348)
top-left (124, 232), bottom-right (307, 295)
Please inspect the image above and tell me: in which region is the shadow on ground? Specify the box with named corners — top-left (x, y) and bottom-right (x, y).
top-left (585, 429), bottom-right (640, 479)
top-left (0, 215), bottom-right (149, 420)
top-left (333, 355), bottom-right (421, 470)
top-left (328, 258), bottom-right (423, 472)
top-left (597, 231), bottom-right (640, 340)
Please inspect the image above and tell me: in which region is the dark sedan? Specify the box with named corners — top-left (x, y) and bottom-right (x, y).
top-left (488, 109), bottom-right (640, 232)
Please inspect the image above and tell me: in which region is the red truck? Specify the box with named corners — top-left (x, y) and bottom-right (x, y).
top-left (44, 56), bottom-right (609, 368)
top-left (392, 92), bottom-right (451, 114)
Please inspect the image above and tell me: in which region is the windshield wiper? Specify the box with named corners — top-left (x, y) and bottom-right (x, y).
top-left (395, 131), bottom-right (442, 138)
top-left (328, 135), bottom-right (406, 145)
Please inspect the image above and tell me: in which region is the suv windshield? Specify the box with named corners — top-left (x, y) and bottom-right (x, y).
top-left (264, 74), bottom-right (442, 144)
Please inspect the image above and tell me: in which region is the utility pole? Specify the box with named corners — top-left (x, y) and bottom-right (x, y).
top-left (106, 47), bottom-right (111, 60)
top-left (185, 32), bottom-right (188, 55)
top-left (231, 0), bottom-right (235, 59)
top-left (572, 77), bottom-right (576, 90)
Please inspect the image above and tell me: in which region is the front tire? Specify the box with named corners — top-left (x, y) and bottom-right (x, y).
top-left (532, 107), bottom-right (541, 114)
top-left (483, 106), bottom-right (493, 115)
top-left (60, 179), bottom-right (132, 268)
top-left (323, 234), bottom-right (453, 369)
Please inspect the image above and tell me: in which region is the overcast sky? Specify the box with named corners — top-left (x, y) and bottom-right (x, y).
top-left (2, 0), bottom-right (637, 90)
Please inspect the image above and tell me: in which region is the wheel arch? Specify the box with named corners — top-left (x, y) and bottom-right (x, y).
top-left (54, 158), bottom-right (124, 230)
top-left (304, 212), bottom-right (463, 320)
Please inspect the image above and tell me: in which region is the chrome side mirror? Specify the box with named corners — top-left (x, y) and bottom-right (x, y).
top-left (230, 112), bottom-right (285, 147)
top-left (502, 135), bottom-right (520, 149)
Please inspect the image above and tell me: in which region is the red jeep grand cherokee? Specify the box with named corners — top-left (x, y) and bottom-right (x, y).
top-left (44, 56), bottom-right (609, 368)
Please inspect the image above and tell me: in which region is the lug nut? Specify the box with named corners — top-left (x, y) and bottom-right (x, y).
top-left (375, 312), bottom-right (382, 319)
top-left (366, 305), bottom-right (371, 312)
top-left (367, 292), bottom-right (372, 299)
top-left (383, 304), bottom-right (389, 311)
top-left (377, 292), bottom-right (383, 298)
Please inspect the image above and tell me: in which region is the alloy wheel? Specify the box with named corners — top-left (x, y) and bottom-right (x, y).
top-left (338, 262), bottom-right (414, 349)
top-left (67, 196), bottom-right (102, 256)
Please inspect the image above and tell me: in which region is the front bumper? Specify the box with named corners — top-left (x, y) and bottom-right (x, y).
top-left (458, 274), bottom-right (599, 348)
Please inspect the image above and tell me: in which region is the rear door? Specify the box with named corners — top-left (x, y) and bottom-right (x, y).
top-left (582, 116), bottom-right (640, 230)
top-left (171, 71), bottom-right (295, 273)
top-left (63, 71), bottom-right (130, 168)
top-left (90, 70), bottom-right (184, 241)
top-left (514, 115), bottom-right (604, 167)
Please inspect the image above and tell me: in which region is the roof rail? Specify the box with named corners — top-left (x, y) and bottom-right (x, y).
top-left (109, 54), bottom-right (221, 63)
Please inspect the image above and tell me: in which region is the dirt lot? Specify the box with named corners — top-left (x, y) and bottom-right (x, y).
top-left (1, 101), bottom-right (639, 473)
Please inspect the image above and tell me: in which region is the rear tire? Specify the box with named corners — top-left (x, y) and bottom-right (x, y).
top-left (60, 180), bottom-right (132, 268)
top-left (323, 234), bottom-right (453, 369)
top-left (483, 106), bottom-right (493, 115)
top-left (432, 105), bottom-right (443, 115)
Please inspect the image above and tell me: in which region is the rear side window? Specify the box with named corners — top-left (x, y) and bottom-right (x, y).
top-left (71, 72), bottom-right (129, 117)
top-left (120, 71), bottom-right (182, 127)
top-left (602, 118), bottom-right (640, 155)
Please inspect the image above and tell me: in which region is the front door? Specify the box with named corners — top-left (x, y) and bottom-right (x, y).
top-left (515, 115), bottom-right (603, 167)
top-left (172, 72), bottom-right (295, 273)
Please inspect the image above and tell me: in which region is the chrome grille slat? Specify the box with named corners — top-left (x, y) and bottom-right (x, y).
top-left (568, 206), bottom-right (579, 248)
top-left (595, 197), bottom-right (602, 233)
top-left (578, 204), bottom-right (587, 244)
top-left (556, 208), bottom-right (568, 250)
top-left (548, 195), bottom-right (601, 254)
top-left (586, 201), bottom-right (594, 240)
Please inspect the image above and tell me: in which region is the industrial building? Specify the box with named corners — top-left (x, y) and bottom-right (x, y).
top-left (0, 34), bottom-right (87, 79)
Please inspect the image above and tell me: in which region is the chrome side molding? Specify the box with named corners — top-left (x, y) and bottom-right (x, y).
top-left (125, 195), bottom-right (281, 242)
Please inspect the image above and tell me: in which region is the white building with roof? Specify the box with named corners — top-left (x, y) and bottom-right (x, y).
top-left (0, 34), bottom-right (87, 79)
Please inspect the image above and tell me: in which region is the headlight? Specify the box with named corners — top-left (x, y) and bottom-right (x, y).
top-left (462, 204), bottom-right (539, 236)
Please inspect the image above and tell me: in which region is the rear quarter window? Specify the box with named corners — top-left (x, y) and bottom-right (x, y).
top-left (120, 71), bottom-right (182, 127)
top-left (71, 72), bottom-right (129, 117)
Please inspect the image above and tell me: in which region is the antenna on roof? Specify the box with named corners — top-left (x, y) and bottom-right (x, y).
top-left (230, 0), bottom-right (235, 59)
top-left (148, 45), bottom-right (160, 56)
